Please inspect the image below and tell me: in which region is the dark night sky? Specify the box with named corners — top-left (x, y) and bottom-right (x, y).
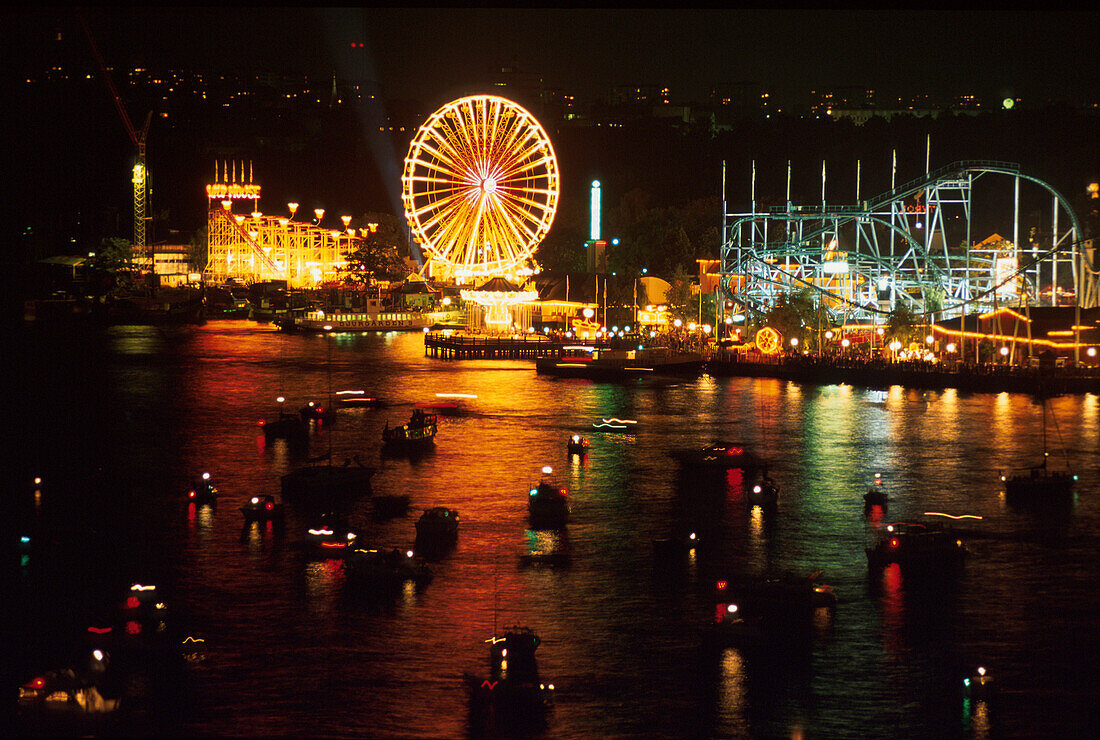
top-left (9, 8), bottom-right (1100, 107)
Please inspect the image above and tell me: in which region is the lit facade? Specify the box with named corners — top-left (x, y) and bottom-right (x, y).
top-left (203, 168), bottom-right (364, 287)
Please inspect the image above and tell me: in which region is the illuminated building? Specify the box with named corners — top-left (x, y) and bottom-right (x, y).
top-left (203, 162), bottom-right (364, 287)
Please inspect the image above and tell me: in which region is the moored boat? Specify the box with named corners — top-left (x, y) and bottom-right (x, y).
top-left (866, 520), bottom-right (968, 571)
top-left (414, 506), bottom-right (459, 550)
top-left (382, 409), bottom-right (438, 448)
top-left (240, 494), bottom-right (285, 525)
top-left (281, 459), bottom-right (375, 506)
top-left (566, 434), bottom-right (590, 455)
top-left (536, 346), bottom-right (704, 380)
top-left (465, 626), bottom-right (554, 733)
top-left (528, 480), bottom-right (569, 530)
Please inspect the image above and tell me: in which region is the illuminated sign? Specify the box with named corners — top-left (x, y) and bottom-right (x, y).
top-left (572, 318), bottom-right (601, 334)
top-left (206, 183), bottom-right (262, 200)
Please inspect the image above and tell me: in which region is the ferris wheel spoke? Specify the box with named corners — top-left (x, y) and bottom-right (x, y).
top-left (493, 198), bottom-right (541, 244)
top-left (495, 128), bottom-right (543, 173)
top-left (416, 139), bottom-right (473, 183)
top-left (487, 202), bottom-right (532, 250)
top-left (417, 193), bottom-right (478, 237)
top-left (496, 189), bottom-right (552, 225)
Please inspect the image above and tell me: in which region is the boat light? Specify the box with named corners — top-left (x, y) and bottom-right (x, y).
top-left (530, 489), bottom-right (538, 496)
top-left (890, 539), bottom-right (899, 548)
top-left (716, 580), bottom-right (727, 591)
top-left (501, 648), bottom-right (507, 657)
top-left (753, 485), bottom-right (762, 493)
top-left (189, 490), bottom-right (196, 498)
top-left (346, 532), bottom-right (356, 540)
top-left (548, 684), bottom-right (555, 690)
top-left (689, 532), bottom-right (697, 540)
top-left (34, 477), bottom-right (42, 485)
top-left (406, 550), bottom-right (414, 558)
top-left (202, 473), bottom-right (210, 480)
top-left (93, 649), bottom-right (104, 661)
top-left (977, 666), bottom-right (986, 676)
top-left (309, 528), bottom-right (334, 536)
top-left (251, 497), bottom-right (260, 505)
top-left (265, 502), bottom-right (274, 511)
top-left (131, 584), bottom-right (156, 592)
top-left (542, 466), bottom-right (553, 474)
top-left (727, 604), bottom-right (738, 613)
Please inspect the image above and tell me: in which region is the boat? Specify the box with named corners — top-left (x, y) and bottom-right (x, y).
top-left (291, 308), bottom-right (435, 333)
top-left (465, 626), bottom-right (554, 732)
top-left (535, 345), bottom-right (704, 380)
top-left (186, 472), bottom-right (218, 507)
top-left (864, 474), bottom-right (888, 508)
top-left (280, 458), bottom-right (375, 506)
top-left (414, 507), bottom-right (459, 557)
top-left (866, 520), bottom-right (968, 571)
top-left (669, 442), bottom-right (762, 472)
top-left (711, 571), bottom-right (836, 647)
top-left (1000, 396), bottom-right (1078, 502)
top-left (382, 409), bottom-right (438, 448)
top-left (414, 399), bottom-right (461, 416)
top-left (240, 494), bottom-right (285, 525)
top-left (19, 660), bottom-right (123, 722)
top-left (528, 481), bottom-right (569, 530)
top-left (259, 412), bottom-right (308, 445)
top-left (747, 466), bottom-right (779, 507)
top-left (298, 400), bottom-right (335, 425)
top-left (345, 547), bottom-right (433, 589)
top-left (1002, 462), bottom-right (1077, 500)
top-left (305, 513), bottom-right (358, 556)
top-left (566, 434), bottom-right (590, 456)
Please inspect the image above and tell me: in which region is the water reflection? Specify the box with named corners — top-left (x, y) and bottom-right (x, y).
top-left (16, 324), bottom-right (1100, 738)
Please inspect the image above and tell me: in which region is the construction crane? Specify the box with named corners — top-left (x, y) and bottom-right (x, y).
top-left (79, 13), bottom-right (153, 256)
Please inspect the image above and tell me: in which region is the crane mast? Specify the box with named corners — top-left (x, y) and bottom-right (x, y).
top-left (79, 13), bottom-right (152, 256)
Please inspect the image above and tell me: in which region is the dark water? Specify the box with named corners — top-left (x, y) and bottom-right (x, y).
top-left (14, 321), bottom-right (1100, 738)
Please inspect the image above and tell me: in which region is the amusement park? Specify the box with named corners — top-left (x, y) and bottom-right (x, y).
top-left (26, 89), bottom-right (1100, 379)
top-left (186, 92), bottom-right (1099, 375)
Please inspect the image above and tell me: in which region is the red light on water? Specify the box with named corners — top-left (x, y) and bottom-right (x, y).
top-left (559, 487), bottom-right (568, 495)
top-left (87, 626), bottom-right (113, 634)
top-left (321, 541), bottom-right (346, 548)
top-left (258, 420), bottom-right (265, 426)
top-left (890, 538), bottom-right (900, 549)
top-left (126, 596), bottom-right (140, 609)
top-left (28, 677), bottom-right (46, 689)
top-left (716, 580), bottom-right (728, 591)
top-left (126, 621), bottom-right (141, 635)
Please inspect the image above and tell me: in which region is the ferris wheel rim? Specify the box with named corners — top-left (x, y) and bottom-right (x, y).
top-left (401, 95), bottom-right (559, 278)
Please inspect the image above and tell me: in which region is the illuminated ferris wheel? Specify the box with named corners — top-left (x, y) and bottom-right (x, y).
top-left (402, 95), bottom-right (559, 282)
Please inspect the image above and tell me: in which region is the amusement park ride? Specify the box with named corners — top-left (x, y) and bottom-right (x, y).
top-left (720, 159), bottom-right (1099, 321)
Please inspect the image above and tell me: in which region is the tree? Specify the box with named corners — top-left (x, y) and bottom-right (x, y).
top-left (340, 214), bottom-right (411, 286)
top-left (188, 226), bottom-right (208, 272)
top-left (886, 302), bottom-right (920, 346)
